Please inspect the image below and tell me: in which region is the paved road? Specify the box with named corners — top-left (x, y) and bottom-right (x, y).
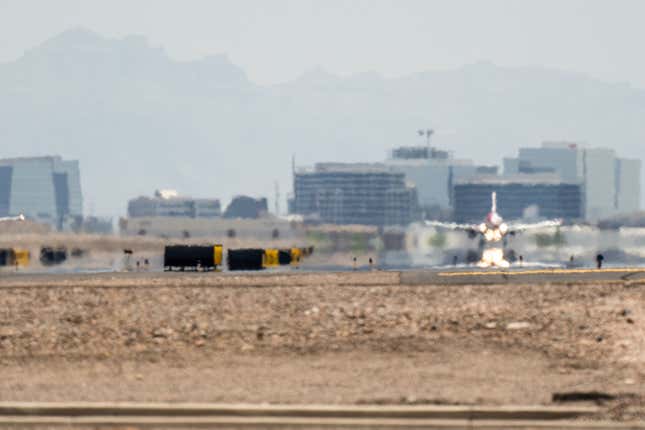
top-left (0, 402), bottom-right (640, 429)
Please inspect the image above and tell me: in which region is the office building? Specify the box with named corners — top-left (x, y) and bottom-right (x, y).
top-left (0, 156), bottom-right (82, 228)
top-left (454, 175), bottom-right (584, 223)
top-left (385, 146), bottom-right (479, 215)
top-left (584, 147), bottom-right (617, 220)
top-left (615, 158), bottom-right (641, 213)
top-left (503, 142), bottom-right (641, 220)
top-left (292, 163), bottom-right (419, 226)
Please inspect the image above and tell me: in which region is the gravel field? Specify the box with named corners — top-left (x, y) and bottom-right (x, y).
top-left (0, 272), bottom-right (644, 420)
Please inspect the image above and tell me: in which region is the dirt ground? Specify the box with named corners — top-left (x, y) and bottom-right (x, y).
top-left (0, 272), bottom-right (644, 420)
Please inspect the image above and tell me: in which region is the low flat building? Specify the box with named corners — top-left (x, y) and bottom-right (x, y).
top-left (128, 190), bottom-right (221, 219)
top-left (453, 175), bottom-right (584, 223)
top-left (120, 216), bottom-right (299, 240)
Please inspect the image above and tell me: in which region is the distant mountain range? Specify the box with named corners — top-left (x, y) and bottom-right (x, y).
top-left (1, 28), bottom-right (644, 216)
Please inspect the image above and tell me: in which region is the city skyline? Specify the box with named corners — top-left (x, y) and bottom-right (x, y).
top-left (1, 25), bottom-right (645, 217)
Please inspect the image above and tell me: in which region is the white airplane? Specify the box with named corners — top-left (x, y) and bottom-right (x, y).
top-left (0, 214), bottom-right (25, 222)
top-left (426, 192), bottom-right (561, 268)
top-left (426, 192), bottom-right (562, 243)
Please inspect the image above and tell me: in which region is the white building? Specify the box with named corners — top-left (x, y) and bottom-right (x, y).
top-left (616, 158), bottom-right (641, 213)
top-left (0, 156), bottom-right (83, 227)
top-left (584, 147), bottom-right (617, 220)
top-left (385, 146), bottom-right (479, 217)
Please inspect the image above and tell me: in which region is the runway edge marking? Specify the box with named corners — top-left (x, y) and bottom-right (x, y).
top-left (437, 268), bottom-right (645, 277)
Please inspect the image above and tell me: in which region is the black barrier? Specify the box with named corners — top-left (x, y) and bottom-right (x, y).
top-left (40, 247), bottom-right (67, 266)
top-left (164, 245), bottom-right (218, 271)
top-left (70, 248), bottom-right (86, 258)
top-left (227, 249), bottom-right (265, 271)
top-left (0, 248), bottom-right (15, 266)
top-left (278, 250), bottom-right (291, 265)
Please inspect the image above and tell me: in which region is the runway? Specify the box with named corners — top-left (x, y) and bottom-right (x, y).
top-left (400, 266), bottom-right (645, 285)
top-left (2, 266), bottom-right (645, 288)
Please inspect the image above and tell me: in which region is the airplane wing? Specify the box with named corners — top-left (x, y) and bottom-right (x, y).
top-left (425, 220), bottom-right (477, 231)
top-left (0, 214), bottom-right (25, 222)
top-left (508, 219), bottom-right (562, 233)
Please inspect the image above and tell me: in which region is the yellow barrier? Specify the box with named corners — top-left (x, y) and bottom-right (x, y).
top-left (263, 249), bottom-right (280, 268)
top-left (13, 249), bottom-right (30, 267)
top-left (290, 248), bottom-right (302, 265)
top-left (214, 245), bottom-right (223, 266)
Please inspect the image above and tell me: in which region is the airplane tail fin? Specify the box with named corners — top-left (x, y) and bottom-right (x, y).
top-left (491, 192), bottom-right (497, 213)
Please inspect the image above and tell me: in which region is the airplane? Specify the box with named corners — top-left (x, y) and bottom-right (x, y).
top-left (425, 192), bottom-right (562, 267)
top-left (0, 214), bottom-right (25, 222)
top-left (426, 192), bottom-right (561, 243)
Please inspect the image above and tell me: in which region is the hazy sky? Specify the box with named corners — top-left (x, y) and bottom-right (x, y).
top-left (1, 0), bottom-right (644, 87)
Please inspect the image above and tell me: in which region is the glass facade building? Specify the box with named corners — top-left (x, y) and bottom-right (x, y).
top-left (0, 156), bottom-right (82, 227)
top-left (292, 163), bottom-right (419, 226)
top-left (454, 177), bottom-right (584, 223)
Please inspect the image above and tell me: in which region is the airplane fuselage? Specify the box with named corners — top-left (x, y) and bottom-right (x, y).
top-left (425, 191), bottom-right (562, 268)
top-left (477, 210), bottom-right (509, 242)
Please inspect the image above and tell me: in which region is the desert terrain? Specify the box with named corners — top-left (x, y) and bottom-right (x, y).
top-left (0, 271), bottom-right (643, 421)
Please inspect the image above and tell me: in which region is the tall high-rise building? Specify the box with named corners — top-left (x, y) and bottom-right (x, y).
top-left (615, 158), bottom-right (641, 213)
top-left (0, 156), bottom-right (83, 227)
top-left (584, 147), bottom-right (617, 220)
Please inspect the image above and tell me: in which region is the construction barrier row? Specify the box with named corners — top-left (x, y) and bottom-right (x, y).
top-left (164, 245), bottom-right (223, 271)
top-left (0, 248), bottom-right (30, 267)
top-left (2, 244), bottom-right (312, 272)
top-left (163, 245), bottom-right (314, 271)
top-left (229, 247), bottom-right (314, 270)
top-left (40, 247), bottom-right (67, 266)
top-left (0, 246), bottom-right (89, 268)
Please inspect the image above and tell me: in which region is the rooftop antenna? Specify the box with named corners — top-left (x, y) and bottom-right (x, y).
top-left (417, 128), bottom-right (434, 147)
